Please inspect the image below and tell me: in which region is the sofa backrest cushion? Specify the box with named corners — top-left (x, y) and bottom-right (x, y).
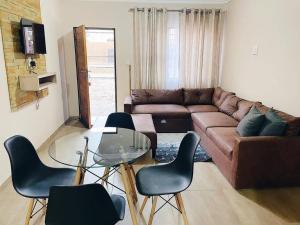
top-left (212, 87), bottom-right (235, 107)
top-left (219, 95), bottom-right (241, 116)
top-left (131, 89), bottom-right (183, 105)
top-left (232, 100), bottom-right (257, 121)
top-left (255, 103), bottom-right (300, 136)
top-left (183, 88), bottom-right (214, 105)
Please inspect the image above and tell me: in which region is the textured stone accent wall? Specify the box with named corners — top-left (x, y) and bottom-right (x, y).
top-left (0, 0), bottom-right (48, 111)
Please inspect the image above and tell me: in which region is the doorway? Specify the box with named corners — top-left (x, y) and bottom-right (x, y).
top-left (74, 27), bottom-right (117, 128)
top-left (86, 28), bottom-right (116, 125)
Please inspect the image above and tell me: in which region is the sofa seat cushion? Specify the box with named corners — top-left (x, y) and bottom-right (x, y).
top-left (192, 112), bottom-right (239, 131)
top-left (132, 104), bottom-right (190, 119)
top-left (186, 105), bottom-right (219, 113)
top-left (206, 127), bottom-right (239, 159)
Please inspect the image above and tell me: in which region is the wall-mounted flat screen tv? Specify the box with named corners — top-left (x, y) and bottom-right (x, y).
top-left (20, 18), bottom-right (47, 55)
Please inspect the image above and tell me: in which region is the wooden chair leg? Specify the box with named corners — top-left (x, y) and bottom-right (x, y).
top-left (74, 167), bottom-right (82, 185)
top-left (126, 165), bottom-right (138, 203)
top-left (120, 164), bottom-right (138, 225)
top-left (175, 194), bottom-right (182, 212)
top-left (42, 199), bottom-right (47, 214)
top-left (140, 196), bottom-right (149, 214)
top-left (129, 165), bottom-right (136, 184)
top-left (24, 199), bottom-right (34, 225)
top-left (101, 167), bottom-right (110, 186)
top-left (176, 193), bottom-right (189, 225)
top-left (148, 196), bottom-right (158, 225)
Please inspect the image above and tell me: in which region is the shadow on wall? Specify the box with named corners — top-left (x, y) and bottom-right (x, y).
top-left (239, 188), bottom-right (300, 223)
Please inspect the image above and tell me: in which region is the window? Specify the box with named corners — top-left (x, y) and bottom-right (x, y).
top-left (107, 48), bottom-right (114, 65)
top-left (166, 12), bottom-right (180, 89)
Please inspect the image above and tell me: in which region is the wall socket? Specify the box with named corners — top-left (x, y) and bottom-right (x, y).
top-left (27, 57), bottom-right (36, 72)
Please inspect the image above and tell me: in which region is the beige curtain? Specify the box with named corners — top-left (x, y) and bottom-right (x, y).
top-left (179, 9), bottom-right (225, 88)
top-left (133, 8), bottom-right (167, 89)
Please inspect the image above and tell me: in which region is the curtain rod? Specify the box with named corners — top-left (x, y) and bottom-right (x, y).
top-left (129, 8), bottom-right (222, 13)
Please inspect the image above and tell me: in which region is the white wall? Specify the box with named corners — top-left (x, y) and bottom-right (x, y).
top-left (0, 0), bottom-right (65, 185)
top-left (58, 0), bottom-right (226, 115)
top-left (222, 0), bottom-right (300, 116)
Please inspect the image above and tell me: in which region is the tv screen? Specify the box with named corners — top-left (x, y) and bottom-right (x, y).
top-left (33, 23), bottom-right (46, 54)
top-left (20, 18), bottom-right (47, 55)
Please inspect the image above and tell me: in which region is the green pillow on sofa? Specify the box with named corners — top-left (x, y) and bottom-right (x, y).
top-left (236, 106), bottom-right (265, 136)
top-left (259, 108), bottom-right (287, 136)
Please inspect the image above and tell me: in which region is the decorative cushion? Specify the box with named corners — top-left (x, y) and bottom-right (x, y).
top-left (131, 89), bottom-right (183, 105)
top-left (236, 106), bottom-right (265, 137)
top-left (255, 103), bottom-right (300, 136)
top-left (232, 100), bottom-right (256, 121)
top-left (259, 109), bottom-right (288, 136)
top-left (219, 95), bottom-right (241, 116)
top-left (183, 88), bottom-right (214, 105)
top-left (212, 87), bottom-right (234, 107)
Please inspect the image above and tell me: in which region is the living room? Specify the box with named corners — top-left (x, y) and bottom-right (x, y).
top-left (0, 0), bottom-right (300, 225)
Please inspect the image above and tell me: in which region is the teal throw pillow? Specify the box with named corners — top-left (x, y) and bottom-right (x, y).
top-left (237, 106), bottom-right (265, 137)
top-left (259, 108), bottom-right (287, 136)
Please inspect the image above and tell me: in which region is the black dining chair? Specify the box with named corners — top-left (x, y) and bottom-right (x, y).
top-left (102, 112), bottom-right (136, 191)
top-left (45, 184), bottom-right (125, 225)
top-left (4, 135), bottom-right (76, 225)
top-left (135, 132), bottom-right (200, 225)
top-left (105, 112), bottom-right (135, 130)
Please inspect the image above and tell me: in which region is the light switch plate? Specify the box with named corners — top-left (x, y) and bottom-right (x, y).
top-left (251, 45), bottom-right (259, 56)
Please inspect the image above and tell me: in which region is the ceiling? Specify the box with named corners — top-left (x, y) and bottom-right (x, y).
top-left (71, 0), bottom-right (230, 4)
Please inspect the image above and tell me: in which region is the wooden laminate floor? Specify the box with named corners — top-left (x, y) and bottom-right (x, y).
top-left (1, 121), bottom-right (300, 225)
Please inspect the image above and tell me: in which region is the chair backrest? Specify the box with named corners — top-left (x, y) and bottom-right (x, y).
top-left (4, 135), bottom-right (44, 195)
top-left (105, 112), bottom-right (135, 130)
top-left (45, 184), bottom-right (121, 225)
top-left (172, 132), bottom-right (200, 181)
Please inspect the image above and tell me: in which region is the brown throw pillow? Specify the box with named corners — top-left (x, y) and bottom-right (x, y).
top-left (219, 95), bottom-right (241, 116)
top-left (212, 87), bottom-right (234, 107)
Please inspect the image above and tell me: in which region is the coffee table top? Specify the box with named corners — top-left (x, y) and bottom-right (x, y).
top-left (48, 127), bottom-right (151, 168)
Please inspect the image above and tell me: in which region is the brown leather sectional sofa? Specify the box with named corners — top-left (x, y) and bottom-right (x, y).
top-left (124, 87), bottom-right (300, 189)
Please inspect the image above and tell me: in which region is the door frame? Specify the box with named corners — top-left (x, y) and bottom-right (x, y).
top-left (85, 27), bottom-right (117, 114)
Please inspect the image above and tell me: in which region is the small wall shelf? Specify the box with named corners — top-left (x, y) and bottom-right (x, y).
top-left (19, 73), bottom-right (57, 91)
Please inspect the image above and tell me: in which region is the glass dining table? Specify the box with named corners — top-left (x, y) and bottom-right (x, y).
top-left (48, 127), bottom-right (151, 225)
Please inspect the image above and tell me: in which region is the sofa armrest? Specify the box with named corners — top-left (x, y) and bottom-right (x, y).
top-left (231, 136), bottom-right (300, 188)
top-left (124, 96), bottom-right (133, 114)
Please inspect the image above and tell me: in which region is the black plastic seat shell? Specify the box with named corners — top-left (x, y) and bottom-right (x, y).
top-left (4, 135), bottom-right (76, 199)
top-left (105, 112), bottom-right (135, 130)
top-left (136, 132), bottom-right (200, 196)
top-left (45, 184), bottom-right (125, 225)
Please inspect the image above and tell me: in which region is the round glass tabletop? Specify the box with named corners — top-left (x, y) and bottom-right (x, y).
top-left (48, 127), bottom-right (151, 168)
